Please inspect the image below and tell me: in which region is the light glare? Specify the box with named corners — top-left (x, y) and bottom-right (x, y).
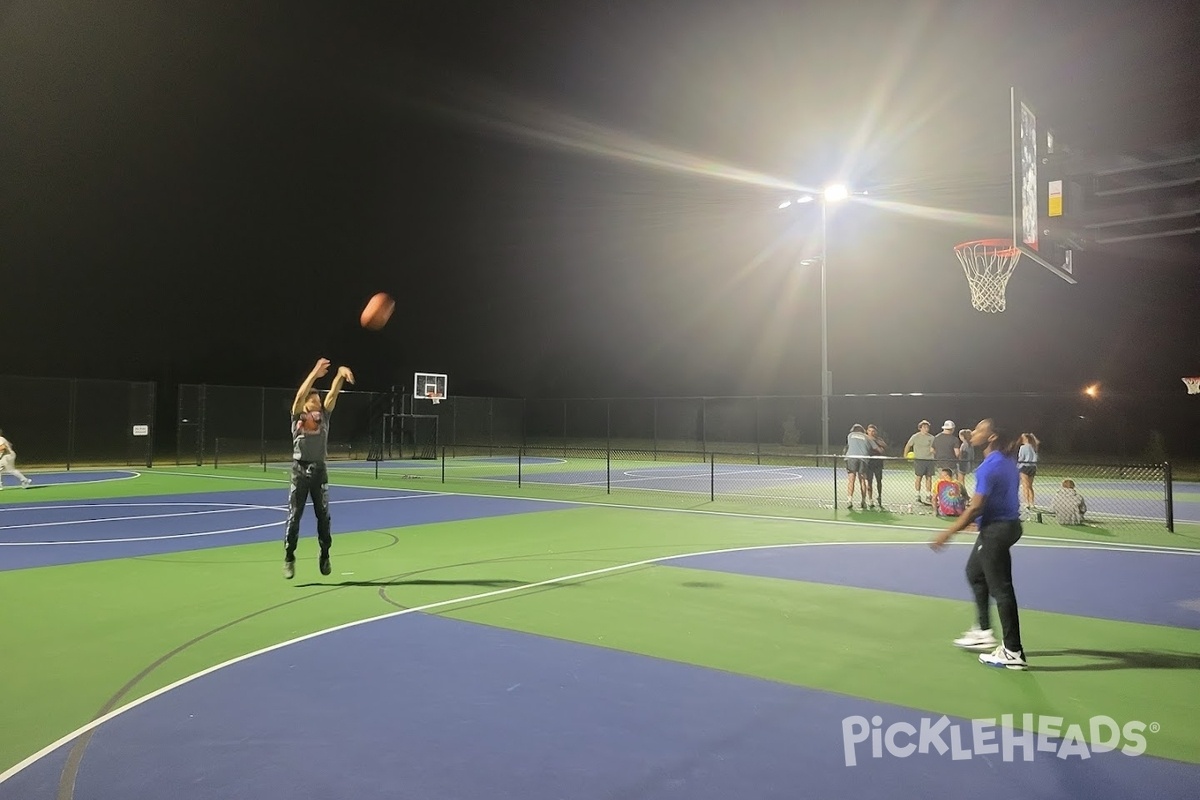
top-left (824, 184), bottom-right (849, 202)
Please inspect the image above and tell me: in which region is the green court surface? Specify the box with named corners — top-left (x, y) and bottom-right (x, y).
top-left (2, 465), bottom-right (1199, 778)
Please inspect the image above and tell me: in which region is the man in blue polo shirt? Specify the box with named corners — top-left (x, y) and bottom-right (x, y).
top-left (930, 418), bottom-right (1026, 670)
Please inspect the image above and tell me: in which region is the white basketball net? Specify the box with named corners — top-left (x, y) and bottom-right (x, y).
top-left (954, 241), bottom-right (1021, 313)
top-left (1184, 377), bottom-right (1200, 395)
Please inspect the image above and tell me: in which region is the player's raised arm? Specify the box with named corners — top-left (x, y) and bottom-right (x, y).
top-left (324, 366), bottom-right (355, 412)
top-left (292, 358), bottom-right (331, 415)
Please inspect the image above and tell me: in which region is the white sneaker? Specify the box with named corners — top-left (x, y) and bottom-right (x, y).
top-left (21, 479), bottom-right (31, 488)
top-left (953, 628), bottom-right (997, 650)
top-left (979, 645), bottom-right (1027, 671)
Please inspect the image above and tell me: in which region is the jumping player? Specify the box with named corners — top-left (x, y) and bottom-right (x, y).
top-left (283, 357), bottom-right (355, 579)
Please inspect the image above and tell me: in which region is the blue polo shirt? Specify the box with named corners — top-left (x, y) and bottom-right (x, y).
top-left (973, 449), bottom-right (1021, 526)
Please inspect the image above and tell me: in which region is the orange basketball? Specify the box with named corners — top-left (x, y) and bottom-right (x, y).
top-left (360, 292), bottom-right (395, 331)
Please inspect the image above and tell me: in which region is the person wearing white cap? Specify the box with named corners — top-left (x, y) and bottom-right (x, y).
top-left (933, 420), bottom-right (961, 478)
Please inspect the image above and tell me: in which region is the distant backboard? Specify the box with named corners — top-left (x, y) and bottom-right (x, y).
top-left (414, 372), bottom-right (447, 402)
top-left (1010, 86), bottom-right (1077, 284)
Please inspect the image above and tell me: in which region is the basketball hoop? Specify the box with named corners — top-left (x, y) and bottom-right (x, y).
top-left (954, 239), bottom-right (1022, 313)
top-left (426, 392), bottom-right (443, 405)
top-left (1184, 377), bottom-right (1200, 395)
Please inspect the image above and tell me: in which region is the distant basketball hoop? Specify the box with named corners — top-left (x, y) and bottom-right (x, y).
top-left (1184, 377), bottom-right (1200, 395)
top-left (954, 239), bottom-right (1022, 313)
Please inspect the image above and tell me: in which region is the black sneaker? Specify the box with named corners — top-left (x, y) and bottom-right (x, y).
top-left (283, 560), bottom-right (295, 580)
top-left (319, 555), bottom-right (331, 576)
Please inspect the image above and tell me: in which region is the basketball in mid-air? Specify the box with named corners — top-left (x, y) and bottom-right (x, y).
top-left (360, 292), bottom-right (395, 331)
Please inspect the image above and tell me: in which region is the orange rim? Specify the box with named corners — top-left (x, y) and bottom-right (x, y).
top-left (954, 238), bottom-right (1019, 256)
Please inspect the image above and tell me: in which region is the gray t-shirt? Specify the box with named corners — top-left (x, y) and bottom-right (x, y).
top-left (292, 408), bottom-right (331, 463)
top-left (905, 431), bottom-right (935, 459)
top-left (932, 432), bottom-right (960, 461)
top-left (846, 431), bottom-right (871, 458)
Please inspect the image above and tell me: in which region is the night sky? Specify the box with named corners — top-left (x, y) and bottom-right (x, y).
top-left (3, 0), bottom-right (1199, 401)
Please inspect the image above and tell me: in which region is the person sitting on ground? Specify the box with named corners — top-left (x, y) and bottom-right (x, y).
top-left (1051, 479), bottom-right (1088, 526)
top-left (934, 467), bottom-right (967, 519)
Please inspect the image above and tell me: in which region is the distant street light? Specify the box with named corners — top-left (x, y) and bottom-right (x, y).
top-left (1084, 383), bottom-right (1100, 398)
top-left (779, 183), bottom-right (860, 456)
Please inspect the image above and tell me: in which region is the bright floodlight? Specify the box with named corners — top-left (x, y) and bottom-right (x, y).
top-left (778, 200), bottom-right (792, 209)
top-left (823, 184), bottom-right (849, 202)
top-left (1084, 383), bottom-right (1100, 398)
top-left (797, 195), bottom-right (814, 203)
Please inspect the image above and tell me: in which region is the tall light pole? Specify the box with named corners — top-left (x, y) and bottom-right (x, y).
top-left (780, 183), bottom-right (852, 455)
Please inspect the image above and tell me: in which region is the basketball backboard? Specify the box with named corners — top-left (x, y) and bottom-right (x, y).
top-left (1010, 86), bottom-right (1077, 284)
top-left (1009, 86), bottom-right (1200, 269)
top-left (413, 372), bottom-right (447, 402)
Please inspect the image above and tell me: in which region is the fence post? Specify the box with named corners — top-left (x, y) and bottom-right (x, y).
top-left (1165, 461), bottom-right (1175, 533)
top-left (66, 379), bottom-right (77, 471)
top-left (606, 399), bottom-right (611, 455)
top-left (701, 396), bottom-right (707, 459)
top-left (259, 388), bottom-right (266, 473)
top-left (197, 385), bottom-right (206, 466)
top-left (653, 398), bottom-right (658, 461)
top-left (710, 452), bottom-right (715, 502)
top-left (606, 442), bottom-right (611, 495)
top-left (146, 383), bottom-right (156, 468)
top-left (518, 446), bottom-right (523, 488)
top-left (214, 438), bottom-right (220, 469)
top-left (754, 396), bottom-right (761, 465)
top-left (441, 445), bottom-right (446, 483)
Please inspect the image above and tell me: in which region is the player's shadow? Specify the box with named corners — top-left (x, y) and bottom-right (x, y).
top-left (298, 578), bottom-right (579, 589)
top-left (1026, 648), bottom-right (1200, 672)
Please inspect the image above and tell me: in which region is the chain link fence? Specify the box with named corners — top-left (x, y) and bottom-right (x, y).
top-left (400, 448), bottom-right (1174, 533)
top-left (0, 375), bottom-right (155, 469)
top-left (182, 385), bottom-right (1181, 531)
top-left (176, 384), bottom-right (392, 467)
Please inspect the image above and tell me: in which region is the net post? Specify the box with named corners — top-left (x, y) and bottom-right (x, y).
top-left (518, 446), bottom-right (522, 488)
top-left (832, 454), bottom-right (839, 515)
top-left (606, 443), bottom-right (611, 494)
top-left (1165, 461), bottom-right (1174, 533)
top-left (441, 445), bottom-right (446, 483)
top-left (653, 398), bottom-right (658, 461)
top-left (710, 452), bottom-right (715, 502)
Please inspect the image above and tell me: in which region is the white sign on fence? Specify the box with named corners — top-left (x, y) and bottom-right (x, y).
top-left (132, 425), bottom-right (150, 437)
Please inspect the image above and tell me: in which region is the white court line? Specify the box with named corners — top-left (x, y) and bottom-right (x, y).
top-left (0, 495), bottom-right (444, 544)
top-left (0, 503), bottom-right (284, 532)
top-left (4, 470), bottom-right (143, 487)
top-left (2, 535), bottom-right (1197, 785)
top-left (0, 520), bottom-right (285, 546)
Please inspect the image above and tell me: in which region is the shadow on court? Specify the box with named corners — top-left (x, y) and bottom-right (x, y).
top-left (296, 578), bottom-right (538, 589)
top-left (1027, 648), bottom-right (1200, 672)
